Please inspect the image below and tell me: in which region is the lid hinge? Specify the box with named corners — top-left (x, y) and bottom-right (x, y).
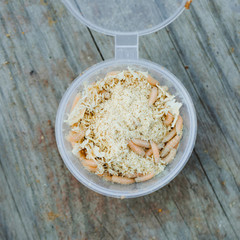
top-left (115, 34), bottom-right (139, 60)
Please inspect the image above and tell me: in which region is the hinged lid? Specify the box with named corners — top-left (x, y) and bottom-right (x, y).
top-left (63, 0), bottom-right (187, 58)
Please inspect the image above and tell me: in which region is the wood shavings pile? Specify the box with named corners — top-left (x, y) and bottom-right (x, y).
top-left (66, 68), bottom-right (183, 183)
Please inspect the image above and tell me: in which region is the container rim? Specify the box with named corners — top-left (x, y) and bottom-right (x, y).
top-left (62, 0), bottom-right (187, 36)
top-left (55, 59), bottom-right (197, 198)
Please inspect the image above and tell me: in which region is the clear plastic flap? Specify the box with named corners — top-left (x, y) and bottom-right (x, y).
top-left (63, 0), bottom-right (187, 36)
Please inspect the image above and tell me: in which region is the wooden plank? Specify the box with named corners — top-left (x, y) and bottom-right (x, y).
top-left (89, 0), bottom-right (240, 239)
top-left (0, 163), bottom-right (29, 240)
top-left (164, 1), bottom-right (240, 235)
top-left (0, 0), bottom-right (103, 239)
top-left (0, 0), bottom-right (239, 239)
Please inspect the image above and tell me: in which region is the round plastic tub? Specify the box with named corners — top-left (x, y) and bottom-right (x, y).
top-left (55, 59), bottom-right (197, 198)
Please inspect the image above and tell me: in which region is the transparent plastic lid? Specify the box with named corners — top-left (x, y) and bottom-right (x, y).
top-left (63, 0), bottom-right (187, 36)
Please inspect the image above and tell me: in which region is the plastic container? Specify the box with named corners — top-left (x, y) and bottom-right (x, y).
top-left (56, 0), bottom-right (197, 198)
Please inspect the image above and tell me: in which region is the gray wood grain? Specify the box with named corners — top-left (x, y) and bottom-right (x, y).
top-left (0, 0), bottom-right (239, 240)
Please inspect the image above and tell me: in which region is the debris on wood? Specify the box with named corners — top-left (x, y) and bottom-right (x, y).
top-left (185, 0), bottom-right (192, 9)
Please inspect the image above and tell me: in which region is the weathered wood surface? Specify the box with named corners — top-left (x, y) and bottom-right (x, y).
top-left (0, 0), bottom-right (239, 239)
